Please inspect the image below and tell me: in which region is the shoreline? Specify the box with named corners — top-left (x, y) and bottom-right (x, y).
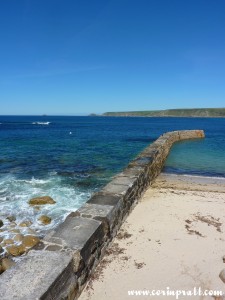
top-left (158, 172), bottom-right (225, 193)
top-left (163, 172), bottom-right (225, 180)
top-left (79, 173), bottom-right (225, 300)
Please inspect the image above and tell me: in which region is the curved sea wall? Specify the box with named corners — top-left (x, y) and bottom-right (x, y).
top-left (0, 130), bottom-right (205, 300)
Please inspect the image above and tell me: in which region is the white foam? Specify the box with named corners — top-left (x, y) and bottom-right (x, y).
top-left (0, 173), bottom-right (91, 240)
top-left (25, 177), bottom-right (50, 185)
top-left (32, 122), bottom-right (50, 125)
top-left (49, 171), bottom-right (57, 176)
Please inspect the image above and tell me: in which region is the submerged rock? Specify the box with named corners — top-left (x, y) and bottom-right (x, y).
top-left (3, 239), bottom-right (14, 245)
top-left (19, 220), bottom-right (32, 227)
top-left (1, 258), bottom-right (15, 271)
top-left (33, 206), bottom-right (41, 211)
top-left (13, 234), bottom-right (24, 243)
top-left (22, 235), bottom-right (40, 248)
top-left (10, 229), bottom-right (20, 234)
top-left (6, 215), bottom-right (16, 222)
top-left (0, 220), bottom-right (3, 228)
top-left (38, 215), bottom-right (52, 225)
top-left (26, 228), bottom-right (36, 235)
top-left (7, 244), bottom-right (25, 256)
top-left (9, 222), bottom-right (17, 228)
top-left (28, 196), bottom-right (56, 206)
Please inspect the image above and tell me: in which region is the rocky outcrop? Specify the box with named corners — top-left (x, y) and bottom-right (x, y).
top-left (28, 196), bottom-right (56, 205)
top-left (22, 235), bottom-right (40, 248)
top-left (5, 235), bottom-right (40, 257)
top-left (1, 258), bottom-right (15, 272)
top-left (38, 215), bottom-right (52, 225)
top-left (6, 245), bottom-right (25, 257)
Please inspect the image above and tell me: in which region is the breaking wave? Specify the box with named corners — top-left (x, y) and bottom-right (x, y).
top-left (32, 122), bottom-right (50, 125)
top-left (0, 173), bottom-right (92, 239)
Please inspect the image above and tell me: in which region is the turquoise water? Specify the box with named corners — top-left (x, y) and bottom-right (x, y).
top-left (0, 116), bottom-right (224, 235)
top-left (165, 139), bottom-right (225, 176)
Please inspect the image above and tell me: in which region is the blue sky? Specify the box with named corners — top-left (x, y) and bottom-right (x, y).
top-left (0, 0), bottom-right (225, 115)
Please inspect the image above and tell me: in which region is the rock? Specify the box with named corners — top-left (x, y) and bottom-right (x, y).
top-left (1, 258), bottom-right (15, 271)
top-left (34, 206), bottom-right (41, 211)
top-left (6, 215), bottom-right (16, 222)
top-left (0, 219), bottom-right (3, 227)
top-left (0, 264), bottom-right (3, 274)
top-left (0, 237), bottom-right (3, 243)
top-left (3, 239), bottom-right (14, 245)
top-left (26, 228), bottom-right (36, 235)
top-left (19, 220), bottom-right (32, 227)
top-left (28, 196), bottom-right (56, 206)
top-left (22, 235), bottom-right (40, 248)
top-left (9, 222), bottom-right (17, 228)
top-left (14, 234), bottom-right (24, 242)
top-left (0, 245), bottom-right (3, 253)
top-left (38, 215), bottom-right (52, 225)
top-left (219, 269), bottom-right (225, 283)
top-left (10, 229), bottom-right (20, 234)
top-left (223, 255), bottom-right (225, 263)
top-left (7, 244), bottom-right (25, 256)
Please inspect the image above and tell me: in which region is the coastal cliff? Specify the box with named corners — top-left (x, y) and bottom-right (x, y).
top-left (102, 108), bottom-right (225, 117)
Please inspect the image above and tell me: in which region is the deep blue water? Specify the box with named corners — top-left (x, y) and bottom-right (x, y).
top-left (0, 116), bottom-right (224, 235)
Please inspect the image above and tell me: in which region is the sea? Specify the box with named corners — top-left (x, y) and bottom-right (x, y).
top-left (0, 115), bottom-right (225, 236)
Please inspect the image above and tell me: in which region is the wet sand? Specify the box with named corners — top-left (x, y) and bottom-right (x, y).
top-left (79, 173), bottom-right (225, 300)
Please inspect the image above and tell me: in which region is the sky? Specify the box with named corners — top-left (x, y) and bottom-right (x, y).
top-left (0, 0), bottom-right (225, 115)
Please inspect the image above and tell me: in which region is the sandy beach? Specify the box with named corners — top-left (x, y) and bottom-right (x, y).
top-left (79, 173), bottom-right (225, 300)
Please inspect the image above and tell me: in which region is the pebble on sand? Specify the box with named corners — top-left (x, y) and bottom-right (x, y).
top-left (219, 269), bottom-right (225, 283)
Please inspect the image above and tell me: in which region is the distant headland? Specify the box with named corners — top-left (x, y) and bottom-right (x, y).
top-left (98, 108), bottom-right (225, 117)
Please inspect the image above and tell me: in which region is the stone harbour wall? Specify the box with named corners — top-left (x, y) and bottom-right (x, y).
top-left (0, 130), bottom-right (205, 300)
